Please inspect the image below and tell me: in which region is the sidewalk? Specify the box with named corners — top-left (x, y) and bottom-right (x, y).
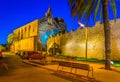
top-left (22, 57), bottom-right (120, 82)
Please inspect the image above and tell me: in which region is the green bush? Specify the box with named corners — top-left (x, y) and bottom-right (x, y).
top-left (76, 57), bottom-right (86, 61)
top-left (112, 61), bottom-right (120, 67)
top-left (58, 55), bottom-right (68, 59)
top-left (87, 58), bottom-right (98, 62)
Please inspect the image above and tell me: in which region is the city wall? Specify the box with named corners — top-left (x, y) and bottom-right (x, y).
top-left (47, 20), bottom-right (120, 61)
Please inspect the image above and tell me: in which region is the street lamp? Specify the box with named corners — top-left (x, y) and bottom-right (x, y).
top-left (50, 34), bottom-right (55, 55)
top-left (53, 35), bottom-right (55, 55)
top-left (46, 22), bottom-right (61, 56)
top-left (85, 26), bottom-right (88, 61)
top-left (78, 22), bottom-right (88, 61)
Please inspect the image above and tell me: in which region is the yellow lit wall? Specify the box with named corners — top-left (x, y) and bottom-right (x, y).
top-left (47, 20), bottom-right (120, 61)
top-left (47, 34), bottom-right (61, 54)
top-left (13, 20), bottom-right (39, 52)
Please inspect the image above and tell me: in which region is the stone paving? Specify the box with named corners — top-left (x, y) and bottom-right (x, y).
top-left (22, 57), bottom-right (120, 82)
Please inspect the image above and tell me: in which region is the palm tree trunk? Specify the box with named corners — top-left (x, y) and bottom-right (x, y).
top-left (102, 0), bottom-right (111, 70)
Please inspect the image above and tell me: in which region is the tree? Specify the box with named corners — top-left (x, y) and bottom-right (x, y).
top-left (5, 42), bottom-right (11, 51)
top-left (7, 33), bottom-right (18, 44)
top-left (0, 45), bottom-right (6, 51)
top-left (68, 0), bottom-right (117, 70)
top-left (7, 33), bottom-right (18, 51)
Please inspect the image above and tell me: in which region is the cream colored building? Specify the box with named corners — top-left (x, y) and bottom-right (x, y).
top-left (11, 8), bottom-right (66, 52)
top-left (12, 20), bottom-right (39, 52)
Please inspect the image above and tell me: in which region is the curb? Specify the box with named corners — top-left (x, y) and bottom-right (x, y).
top-left (22, 60), bottom-right (100, 82)
top-left (22, 60), bottom-right (55, 72)
top-left (22, 60), bottom-right (41, 67)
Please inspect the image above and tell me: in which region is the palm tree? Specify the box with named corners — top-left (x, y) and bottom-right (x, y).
top-left (68, 0), bottom-right (117, 70)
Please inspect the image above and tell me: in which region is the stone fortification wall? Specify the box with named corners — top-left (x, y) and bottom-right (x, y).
top-left (47, 19), bottom-right (120, 61)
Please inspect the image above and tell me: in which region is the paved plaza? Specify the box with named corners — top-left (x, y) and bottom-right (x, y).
top-left (23, 57), bottom-right (120, 82)
top-left (1, 52), bottom-right (120, 82)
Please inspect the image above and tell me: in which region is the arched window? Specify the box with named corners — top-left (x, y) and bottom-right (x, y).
top-left (21, 29), bottom-right (23, 39)
top-left (28, 25), bottom-right (31, 37)
top-left (18, 31), bottom-right (20, 39)
top-left (24, 27), bottom-right (27, 38)
top-left (33, 26), bottom-right (35, 32)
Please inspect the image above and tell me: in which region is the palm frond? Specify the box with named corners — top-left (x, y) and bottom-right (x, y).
top-left (68, 0), bottom-right (118, 24)
top-left (110, 0), bottom-right (117, 22)
top-left (94, 0), bottom-right (101, 22)
top-left (85, 0), bottom-right (97, 22)
top-left (100, 5), bottom-right (103, 24)
top-left (68, 0), bottom-right (74, 7)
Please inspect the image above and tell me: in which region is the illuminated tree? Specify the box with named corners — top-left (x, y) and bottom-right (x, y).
top-left (68, 0), bottom-right (117, 70)
top-left (0, 45), bottom-right (6, 51)
top-left (7, 33), bottom-right (18, 44)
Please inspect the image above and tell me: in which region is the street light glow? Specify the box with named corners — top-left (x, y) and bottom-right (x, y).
top-left (78, 21), bottom-right (85, 28)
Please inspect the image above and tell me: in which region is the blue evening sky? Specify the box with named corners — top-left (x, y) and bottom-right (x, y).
top-left (0, 0), bottom-right (120, 44)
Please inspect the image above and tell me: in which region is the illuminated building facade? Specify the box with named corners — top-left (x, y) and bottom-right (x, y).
top-left (11, 8), bottom-right (66, 52)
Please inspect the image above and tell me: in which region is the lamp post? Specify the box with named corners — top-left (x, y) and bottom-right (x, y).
top-left (53, 35), bottom-right (55, 55)
top-left (47, 23), bottom-right (61, 56)
top-left (50, 35), bottom-right (55, 55)
top-left (85, 26), bottom-right (88, 61)
top-left (78, 22), bottom-right (88, 61)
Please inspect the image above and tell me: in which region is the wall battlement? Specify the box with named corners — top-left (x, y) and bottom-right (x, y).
top-left (47, 19), bottom-right (120, 61)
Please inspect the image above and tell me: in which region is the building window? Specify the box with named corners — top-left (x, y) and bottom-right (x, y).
top-left (18, 31), bottom-right (20, 40)
top-left (28, 25), bottom-right (31, 37)
top-left (33, 26), bottom-right (35, 32)
top-left (24, 27), bottom-right (26, 38)
top-left (21, 29), bottom-right (23, 39)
